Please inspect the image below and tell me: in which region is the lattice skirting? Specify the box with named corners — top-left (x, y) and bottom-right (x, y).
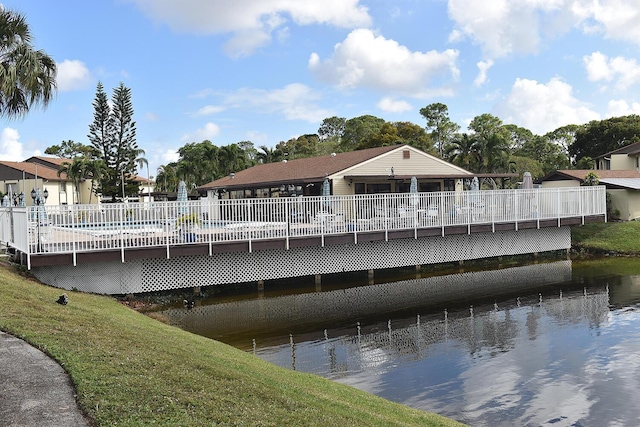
top-left (32, 227), bottom-right (570, 294)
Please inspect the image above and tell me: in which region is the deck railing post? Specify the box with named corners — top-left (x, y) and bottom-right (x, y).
top-left (580, 187), bottom-right (585, 225)
top-left (440, 192), bottom-right (445, 237)
top-left (71, 204), bottom-right (77, 266)
top-left (352, 195), bottom-right (358, 244)
top-left (119, 203), bottom-right (125, 263)
top-left (557, 188), bottom-right (561, 227)
top-left (384, 194), bottom-right (388, 241)
top-left (285, 198), bottom-right (290, 250)
top-left (514, 189), bottom-right (518, 231)
top-left (207, 198), bottom-right (213, 256)
top-left (491, 190), bottom-right (495, 233)
top-left (164, 202), bottom-right (170, 259)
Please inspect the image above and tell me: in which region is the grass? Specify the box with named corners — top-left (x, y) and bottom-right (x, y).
top-left (0, 261), bottom-right (464, 427)
top-left (571, 221), bottom-right (640, 254)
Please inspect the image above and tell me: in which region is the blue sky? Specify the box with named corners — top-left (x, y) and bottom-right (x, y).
top-left (2, 0), bottom-right (640, 178)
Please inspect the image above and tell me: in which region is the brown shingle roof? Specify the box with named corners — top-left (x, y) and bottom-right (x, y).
top-left (25, 156), bottom-right (70, 166)
top-left (0, 161), bottom-right (67, 181)
top-left (198, 145), bottom-right (402, 190)
top-left (541, 169), bottom-right (640, 182)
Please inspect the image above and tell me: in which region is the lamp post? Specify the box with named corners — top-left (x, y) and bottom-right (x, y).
top-left (30, 187), bottom-right (49, 252)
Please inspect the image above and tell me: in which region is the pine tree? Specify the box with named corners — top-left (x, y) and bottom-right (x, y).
top-left (87, 82), bottom-right (138, 201)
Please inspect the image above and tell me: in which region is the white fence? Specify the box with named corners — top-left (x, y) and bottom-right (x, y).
top-left (1, 186), bottom-right (606, 263)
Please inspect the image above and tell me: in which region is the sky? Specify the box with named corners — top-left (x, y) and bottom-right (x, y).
top-left (2, 0), bottom-right (640, 178)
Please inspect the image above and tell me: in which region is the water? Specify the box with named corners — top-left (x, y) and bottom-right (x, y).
top-left (158, 258), bottom-right (640, 426)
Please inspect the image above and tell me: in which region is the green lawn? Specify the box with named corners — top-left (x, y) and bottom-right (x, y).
top-left (0, 261), bottom-right (465, 427)
top-left (572, 221), bottom-right (640, 254)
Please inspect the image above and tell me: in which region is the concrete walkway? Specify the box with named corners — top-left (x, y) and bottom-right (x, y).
top-left (0, 331), bottom-right (94, 427)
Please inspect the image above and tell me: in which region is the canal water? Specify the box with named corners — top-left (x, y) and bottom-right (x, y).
top-left (157, 258), bottom-right (640, 426)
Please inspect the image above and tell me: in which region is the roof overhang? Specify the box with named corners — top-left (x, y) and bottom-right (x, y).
top-left (599, 178), bottom-right (640, 190)
top-left (199, 176), bottom-right (330, 192)
top-left (344, 173), bottom-right (518, 181)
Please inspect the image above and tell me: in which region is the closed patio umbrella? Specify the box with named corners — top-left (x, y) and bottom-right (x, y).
top-left (177, 180), bottom-right (188, 214)
top-left (409, 176), bottom-right (418, 206)
top-left (322, 178), bottom-right (331, 210)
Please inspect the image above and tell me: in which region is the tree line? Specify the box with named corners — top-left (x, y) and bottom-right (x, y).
top-left (155, 107), bottom-right (640, 193)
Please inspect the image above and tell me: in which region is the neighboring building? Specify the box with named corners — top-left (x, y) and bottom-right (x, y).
top-left (541, 141), bottom-right (640, 220)
top-left (594, 141), bottom-right (640, 171)
top-left (0, 160), bottom-right (74, 206)
top-left (539, 169), bottom-right (640, 220)
top-left (24, 156), bottom-right (95, 204)
top-left (0, 156), bottom-right (155, 206)
top-left (198, 144), bottom-right (514, 199)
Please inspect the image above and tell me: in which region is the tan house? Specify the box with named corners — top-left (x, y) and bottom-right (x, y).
top-left (540, 169), bottom-right (640, 220)
top-left (540, 141), bottom-right (640, 220)
top-left (0, 156), bottom-right (155, 206)
top-left (197, 145), bottom-right (501, 199)
top-left (594, 141), bottom-right (640, 171)
top-left (0, 160), bottom-right (76, 206)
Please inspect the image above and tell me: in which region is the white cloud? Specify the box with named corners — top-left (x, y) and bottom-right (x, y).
top-left (590, 0), bottom-right (640, 45)
top-left (377, 97), bottom-right (412, 113)
top-left (246, 130), bottom-right (268, 144)
top-left (145, 112), bottom-right (160, 121)
top-left (584, 52), bottom-right (640, 90)
top-left (193, 105), bottom-right (226, 117)
top-left (56, 60), bottom-right (92, 91)
top-left (494, 77), bottom-right (600, 134)
top-left (0, 127), bottom-right (24, 161)
top-left (607, 99), bottom-right (640, 117)
top-left (222, 83), bottom-right (333, 122)
top-left (447, 0), bottom-right (640, 59)
top-left (180, 122), bottom-right (221, 143)
top-left (309, 29), bottom-right (459, 97)
top-left (474, 59), bottom-right (494, 87)
top-left (160, 148), bottom-right (180, 164)
top-left (126, 0), bottom-right (371, 56)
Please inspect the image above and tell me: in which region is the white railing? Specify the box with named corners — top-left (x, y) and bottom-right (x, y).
top-left (0, 186), bottom-right (606, 262)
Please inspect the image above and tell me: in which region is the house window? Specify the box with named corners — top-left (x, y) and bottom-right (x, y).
top-left (366, 183), bottom-right (391, 194)
top-left (636, 157), bottom-right (639, 170)
top-left (419, 182), bottom-right (442, 192)
top-left (354, 183), bottom-right (365, 194)
top-left (604, 158), bottom-right (611, 170)
top-left (60, 182), bottom-right (66, 193)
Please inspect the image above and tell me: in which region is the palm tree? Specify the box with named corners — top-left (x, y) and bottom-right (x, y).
top-left (478, 133), bottom-right (510, 173)
top-left (85, 159), bottom-right (106, 204)
top-left (256, 145), bottom-right (279, 164)
top-left (0, 7), bottom-right (57, 118)
top-left (445, 134), bottom-right (481, 172)
top-left (57, 158), bottom-right (88, 204)
top-left (134, 149), bottom-right (152, 198)
top-left (156, 164), bottom-right (179, 192)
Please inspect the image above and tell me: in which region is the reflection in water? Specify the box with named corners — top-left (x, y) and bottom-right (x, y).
top-left (158, 260), bottom-right (640, 426)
